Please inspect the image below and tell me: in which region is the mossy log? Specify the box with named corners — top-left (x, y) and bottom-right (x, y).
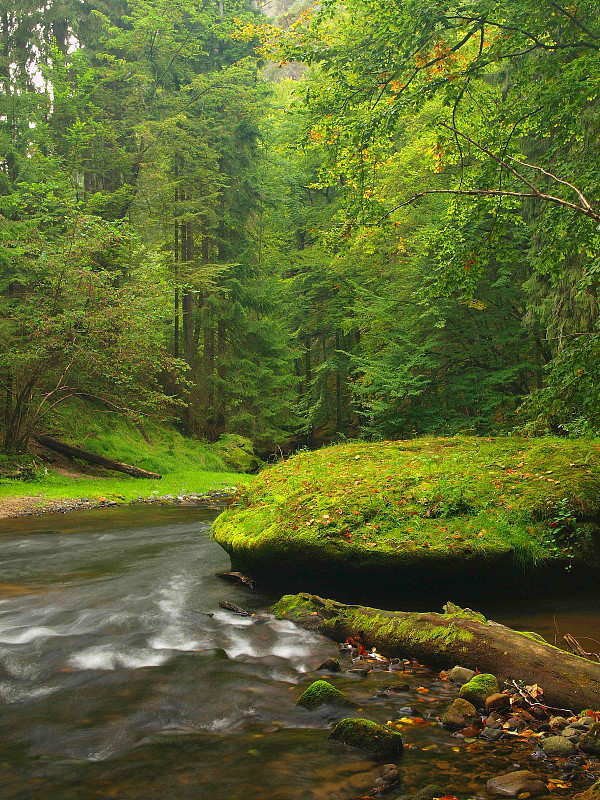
top-left (34, 434), bottom-right (161, 479)
top-left (270, 593), bottom-right (600, 713)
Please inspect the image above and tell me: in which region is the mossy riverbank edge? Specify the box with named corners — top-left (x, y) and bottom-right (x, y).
top-left (213, 436), bottom-right (600, 600)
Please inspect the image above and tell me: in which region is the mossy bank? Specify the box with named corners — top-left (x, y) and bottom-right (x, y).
top-left (213, 436), bottom-right (600, 600)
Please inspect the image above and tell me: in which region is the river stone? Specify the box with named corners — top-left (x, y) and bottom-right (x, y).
top-left (549, 716), bottom-right (569, 730)
top-left (296, 680), bottom-right (355, 710)
top-left (447, 665), bottom-right (476, 685)
top-left (442, 697), bottom-right (480, 731)
top-left (485, 692), bottom-right (511, 711)
top-left (480, 727), bottom-right (503, 741)
top-left (395, 785), bottom-right (446, 800)
top-left (581, 723), bottom-right (600, 756)
top-left (316, 658), bottom-right (342, 672)
top-left (542, 735), bottom-right (576, 756)
top-left (561, 725), bottom-right (583, 741)
top-left (486, 770), bottom-right (547, 797)
top-left (329, 718), bottom-right (403, 759)
top-left (572, 717), bottom-right (595, 730)
top-left (459, 673), bottom-right (499, 707)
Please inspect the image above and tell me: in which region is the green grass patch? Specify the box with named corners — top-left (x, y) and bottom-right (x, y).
top-left (214, 436), bottom-right (600, 573)
top-left (0, 403), bottom-right (255, 508)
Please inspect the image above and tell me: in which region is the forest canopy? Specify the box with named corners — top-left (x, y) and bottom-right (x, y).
top-left (1, 0), bottom-right (599, 453)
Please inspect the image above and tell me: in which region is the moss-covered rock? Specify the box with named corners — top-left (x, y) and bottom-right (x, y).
top-left (213, 437), bottom-right (600, 594)
top-left (296, 680), bottom-right (355, 710)
top-left (329, 718), bottom-right (404, 759)
top-left (396, 785), bottom-right (446, 800)
top-left (581, 722), bottom-right (600, 756)
top-left (459, 673), bottom-right (499, 707)
top-left (442, 697), bottom-right (480, 730)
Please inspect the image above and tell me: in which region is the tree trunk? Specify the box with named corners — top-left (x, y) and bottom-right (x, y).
top-left (33, 435), bottom-right (161, 479)
top-left (270, 593), bottom-right (600, 714)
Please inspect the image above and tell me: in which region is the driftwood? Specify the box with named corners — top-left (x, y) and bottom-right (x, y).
top-left (33, 434), bottom-right (161, 480)
top-left (271, 593), bottom-right (600, 713)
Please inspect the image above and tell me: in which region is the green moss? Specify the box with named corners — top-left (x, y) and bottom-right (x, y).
top-left (296, 680), bottom-right (356, 710)
top-left (329, 718), bottom-right (404, 759)
top-left (459, 673), bottom-right (499, 707)
top-left (518, 630), bottom-right (548, 645)
top-left (213, 436), bottom-right (600, 582)
top-left (442, 602), bottom-right (487, 624)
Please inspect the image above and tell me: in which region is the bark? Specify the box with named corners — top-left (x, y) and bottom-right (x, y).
top-left (33, 435), bottom-right (161, 479)
top-left (271, 593), bottom-right (600, 713)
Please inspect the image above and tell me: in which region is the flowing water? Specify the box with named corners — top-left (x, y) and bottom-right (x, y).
top-left (0, 506), bottom-right (599, 799)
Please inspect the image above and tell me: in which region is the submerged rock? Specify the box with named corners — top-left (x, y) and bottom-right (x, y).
top-left (486, 770), bottom-right (547, 797)
top-left (296, 680), bottom-right (355, 710)
top-left (442, 697), bottom-right (480, 731)
top-left (329, 718), bottom-right (403, 759)
top-left (459, 673), bottom-right (499, 707)
top-left (396, 784), bottom-right (446, 800)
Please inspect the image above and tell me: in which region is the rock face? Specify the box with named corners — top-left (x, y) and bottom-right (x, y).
top-left (459, 673), bottom-right (499, 707)
top-left (581, 723), bottom-right (600, 756)
top-left (442, 698), bottom-right (481, 731)
top-left (486, 770), bottom-right (547, 797)
top-left (296, 680), bottom-right (355, 710)
top-left (329, 718), bottom-right (403, 759)
top-left (541, 735), bottom-right (576, 757)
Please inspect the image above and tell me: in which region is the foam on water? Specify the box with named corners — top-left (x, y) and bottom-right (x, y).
top-left (69, 645), bottom-right (170, 671)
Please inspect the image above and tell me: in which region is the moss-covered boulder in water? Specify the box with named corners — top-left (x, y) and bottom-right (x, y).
top-left (213, 437), bottom-right (600, 594)
top-left (442, 697), bottom-right (480, 731)
top-left (329, 718), bottom-right (404, 759)
top-left (296, 680), bottom-right (355, 710)
top-left (459, 673), bottom-right (499, 707)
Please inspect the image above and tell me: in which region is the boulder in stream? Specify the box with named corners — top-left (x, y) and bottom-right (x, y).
top-left (458, 673), bottom-right (499, 707)
top-left (296, 680), bottom-right (355, 710)
top-left (329, 718), bottom-right (403, 759)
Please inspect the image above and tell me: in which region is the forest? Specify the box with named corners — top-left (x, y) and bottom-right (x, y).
top-left (2, 0), bottom-right (600, 458)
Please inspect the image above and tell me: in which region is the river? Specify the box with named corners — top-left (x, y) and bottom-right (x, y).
top-left (0, 506), bottom-right (598, 799)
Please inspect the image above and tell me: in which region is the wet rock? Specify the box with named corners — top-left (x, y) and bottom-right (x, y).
top-left (542, 735), bottom-right (576, 757)
top-left (459, 673), bottom-right (499, 707)
top-left (572, 717), bottom-right (595, 730)
top-left (486, 711), bottom-right (504, 728)
top-left (504, 715), bottom-right (526, 732)
top-left (316, 658), bottom-right (342, 672)
top-left (374, 763), bottom-right (399, 788)
top-left (573, 779), bottom-right (600, 800)
top-left (376, 682), bottom-right (410, 695)
top-left (296, 680), bottom-right (356, 710)
top-left (485, 692), bottom-right (511, 712)
top-left (550, 716), bottom-right (570, 730)
top-left (447, 665), bottom-right (476, 685)
top-left (481, 727), bottom-right (504, 741)
top-left (395, 785), bottom-right (447, 800)
top-left (329, 718), bottom-right (403, 760)
top-left (218, 601), bottom-right (251, 616)
top-left (348, 665), bottom-right (372, 677)
top-left (561, 725), bottom-right (583, 741)
top-left (486, 770), bottom-right (547, 797)
top-left (580, 723), bottom-right (600, 756)
top-left (442, 697), bottom-right (480, 731)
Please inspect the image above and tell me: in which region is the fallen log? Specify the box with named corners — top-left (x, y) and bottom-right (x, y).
top-left (33, 434), bottom-right (161, 480)
top-left (270, 593), bottom-right (600, 713)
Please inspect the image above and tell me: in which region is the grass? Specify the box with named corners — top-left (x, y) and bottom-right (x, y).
top-left (213, 435), bottom-right (600, 573)
top-left (0, 404), bottom-right (256, 510)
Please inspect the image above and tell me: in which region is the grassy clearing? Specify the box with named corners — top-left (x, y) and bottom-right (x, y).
top-left (0, 405), bottom-right (255, 511)
top-left (214, 436), bottom-right (600, 573)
